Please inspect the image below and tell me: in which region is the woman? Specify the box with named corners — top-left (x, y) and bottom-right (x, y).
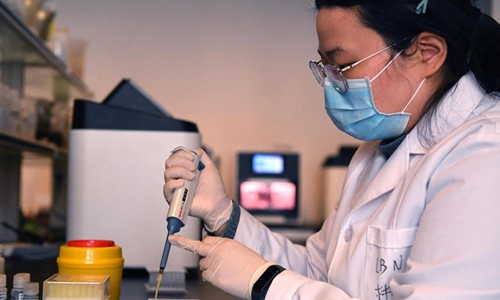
top-left (164, 0), bottom-right (500, 299)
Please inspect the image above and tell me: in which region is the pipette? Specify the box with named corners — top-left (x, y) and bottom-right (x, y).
top-left (154, 146), bottom-right (204, 300)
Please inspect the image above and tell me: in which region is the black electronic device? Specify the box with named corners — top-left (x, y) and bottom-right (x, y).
top-left (102, 79), bottom-right (172, 118)
top-left (237, 152), bottom-right (300, 224)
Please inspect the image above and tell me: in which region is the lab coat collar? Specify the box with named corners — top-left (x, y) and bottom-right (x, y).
top-left (406, 72), bottom-right (486, 155)
top-left (345, 73), bottom-right (486, 211)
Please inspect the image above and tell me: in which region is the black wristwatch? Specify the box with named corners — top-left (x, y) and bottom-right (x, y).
top-left (251, 265), bottom-right (285, 300)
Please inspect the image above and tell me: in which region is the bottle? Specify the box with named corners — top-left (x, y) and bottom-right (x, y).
top-left (10, 273), bottom-right (30, 300)
top-left (0, 274), bottom-right (7, 300)
top-left (22, 282), bottom-right (38, 300)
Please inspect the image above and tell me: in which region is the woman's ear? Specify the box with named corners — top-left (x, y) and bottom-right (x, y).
top-left (413, 32), bottom-right (447, 77)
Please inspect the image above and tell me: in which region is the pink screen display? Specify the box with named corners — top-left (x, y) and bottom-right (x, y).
top-left (240, 180), bottom-right (296, 210)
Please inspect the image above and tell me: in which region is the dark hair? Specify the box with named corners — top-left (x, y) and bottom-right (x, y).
top-left (315, 0), bottom-right (500, 145)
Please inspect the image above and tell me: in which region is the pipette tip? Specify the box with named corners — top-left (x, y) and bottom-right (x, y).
top-left (154, 268), bottom-right (164, 300)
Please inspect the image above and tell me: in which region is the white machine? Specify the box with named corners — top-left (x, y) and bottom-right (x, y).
top-left (66, 80), bottom-right (202, 273)
top-left (322, 146), bottom-right (357, 218)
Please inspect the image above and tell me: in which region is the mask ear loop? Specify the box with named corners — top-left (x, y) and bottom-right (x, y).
top-left (402, 78), bottom-right (427, 112)
top-left (369, 50), bottom-right (404, 83)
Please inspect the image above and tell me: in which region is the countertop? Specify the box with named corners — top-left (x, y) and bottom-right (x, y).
top-left (120, 269), bottom-right (237, 300)
top-left (3, 252), bottom-right (237, 300)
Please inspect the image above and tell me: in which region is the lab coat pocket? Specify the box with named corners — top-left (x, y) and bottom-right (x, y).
top-left (364, 226), bottom-right (418, 300)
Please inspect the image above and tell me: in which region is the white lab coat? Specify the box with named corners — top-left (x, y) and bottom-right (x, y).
top-left (234, 72), bottom-right (500, 299)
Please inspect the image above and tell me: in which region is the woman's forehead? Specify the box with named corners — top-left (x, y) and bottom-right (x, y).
top-left (316, 8), bottom-right (383, 60)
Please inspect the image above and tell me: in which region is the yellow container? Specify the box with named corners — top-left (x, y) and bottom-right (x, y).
top-left (57, 240), bottom-right (124, 300)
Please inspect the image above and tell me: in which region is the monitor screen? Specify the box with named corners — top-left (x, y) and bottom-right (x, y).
top-left (239, 179), bottom-right (296, 211)
top-left (237, 152), bottom-right (299, 224)
top-left (252, 154), bottom-right (284, 174)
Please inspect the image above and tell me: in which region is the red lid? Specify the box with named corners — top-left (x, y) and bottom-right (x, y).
top-left (67, 240), bottom-right (115, 247)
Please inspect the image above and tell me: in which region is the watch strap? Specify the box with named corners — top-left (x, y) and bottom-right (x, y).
top-left (251, 264), bottom-right (285, 300)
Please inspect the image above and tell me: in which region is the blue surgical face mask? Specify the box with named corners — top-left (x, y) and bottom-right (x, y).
top-left (324, 51), bottom-right (426, 141)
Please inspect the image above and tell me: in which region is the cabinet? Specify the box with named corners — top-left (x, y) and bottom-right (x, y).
top-left (0, 2), bottom-right (92, 242)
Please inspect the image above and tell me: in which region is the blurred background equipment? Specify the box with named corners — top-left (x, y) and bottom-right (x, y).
top-left (237, 152), bottom-right (300, 226)
top-left (322, 146), bottom-right (357, 218)
top-left (66, 79), bottom-right (202, 276)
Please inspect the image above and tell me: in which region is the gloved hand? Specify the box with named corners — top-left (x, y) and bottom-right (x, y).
top-left (163, 147), bottom-right (232, 233)
top-left (169, 234), bottom-right (272, 300)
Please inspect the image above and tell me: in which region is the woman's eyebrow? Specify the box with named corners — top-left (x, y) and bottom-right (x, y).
top-left (318, 47), bottom-right (346, 62)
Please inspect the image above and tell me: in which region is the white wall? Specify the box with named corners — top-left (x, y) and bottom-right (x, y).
top-left (493, 0), bottom-right (500, 21)
top-left (55, 0), bottom-right (358, 226)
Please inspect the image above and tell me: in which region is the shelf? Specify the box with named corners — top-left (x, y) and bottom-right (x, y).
top-left (0, 129), bottom-right (66, 158)
top-left (0, 1), bottom-right (93, 100)
top-left (0, 2), bottom-right (84, 243)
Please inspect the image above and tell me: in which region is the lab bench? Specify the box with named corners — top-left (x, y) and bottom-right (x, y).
top-left (3, 252), bottom-right (237, 300)
top-left (120, 269), bottom-right (237, 300)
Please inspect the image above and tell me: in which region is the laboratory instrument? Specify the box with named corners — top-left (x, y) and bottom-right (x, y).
top-left (237, 152), bottom-right (300, 225)
top-left (154, 146), bottom-right (204, 300)
top-left (67, 80), bottom-right (202, 275)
